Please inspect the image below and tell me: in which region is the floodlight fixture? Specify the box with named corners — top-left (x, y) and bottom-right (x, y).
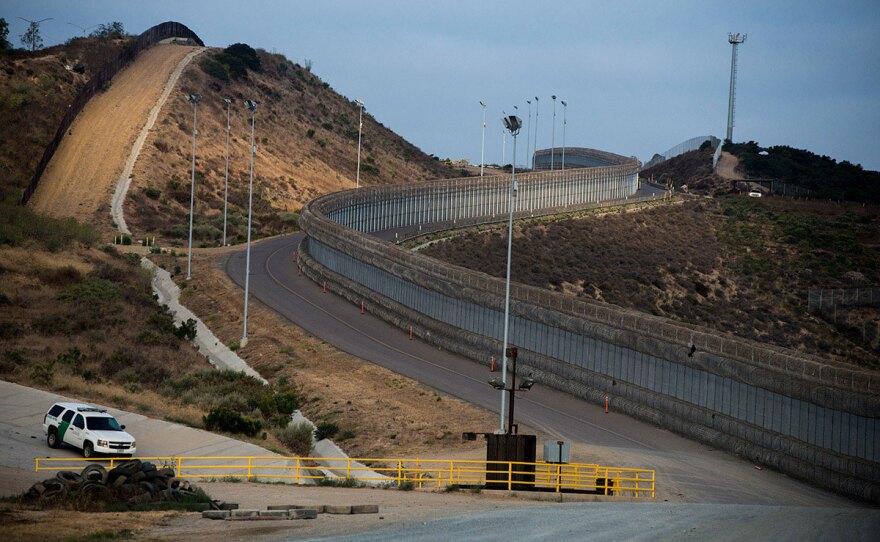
top-left (488, 378), bottom-right (506, 390)
top-left (503, 115), bottom-right (522, 135)
top-left (223, 97), bottom-right (232, 105)
top-left (188, 94), bottom-right (201, 104)
top-left (245, 99), bottom-right (257, 112)
top-left (519, 378), bottom-right (535, 391)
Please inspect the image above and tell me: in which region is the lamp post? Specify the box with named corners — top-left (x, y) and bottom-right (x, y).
top-left (355, 99), bottom-right (364, 188)
top-left (479, 101), bottom-right (486, 178)
top-left (533, 97), bottom-right (539, 169)
top-left (241, 99), bottom-right (257, 347)
top-left (526, 100), bottom-right (532, 170)
top-left (185, 94), bottom-right (201, 280)
top-left (488, 347), bottom-right (535, 434)
top-left (550, 95), bottom-right (557, 170)
top-left (561, 100), bottom-right (567, 171)
top-left (512, 105), bottom-right (519, 169)
top-left (222, 98), bottom-right (232, 246)
top-left (497, 113), bottom-right (522, 433)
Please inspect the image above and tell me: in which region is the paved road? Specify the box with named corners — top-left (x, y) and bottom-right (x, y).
top-left (298, 502), bottom-right (880, 542)
top-left (226, 233), bottom-right (861, 508)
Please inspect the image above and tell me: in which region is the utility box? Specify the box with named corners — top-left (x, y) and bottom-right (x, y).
top-left (543, 440), bottom-right (570, 463)
top-left (485, 433), bottom-right (536, 490)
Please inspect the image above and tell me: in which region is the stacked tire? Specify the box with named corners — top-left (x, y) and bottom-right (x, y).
top-left (25, 460), bottom-right (199, 506)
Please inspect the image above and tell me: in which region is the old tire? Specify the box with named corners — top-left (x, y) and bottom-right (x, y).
top-left (82, 441), bottom-right (95, 458)
top-left (81, 464), bottom-right (107, 483)
top-left (47, 428), bottom-right (60, 449)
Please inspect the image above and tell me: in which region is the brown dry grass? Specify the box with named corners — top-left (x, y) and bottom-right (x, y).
top-left (423, 196), bottom-right (880, 368)
top-left (29, 44), bottom-right (198, 234)
top-left (125, 47), bottom-right (458, 246)
top-left (0, 505), bottom-right (175, 542)
top-left (151, 248), bottom-right (493, 458)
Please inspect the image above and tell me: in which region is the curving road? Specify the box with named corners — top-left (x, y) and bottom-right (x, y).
top-left (225, 231), bottom-right (860, 508)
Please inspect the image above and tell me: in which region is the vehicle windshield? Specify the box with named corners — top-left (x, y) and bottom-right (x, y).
top-left (85, 416), bottom-right (122, 431)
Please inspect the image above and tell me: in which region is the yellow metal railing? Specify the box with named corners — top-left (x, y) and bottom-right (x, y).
top-left (34, 456), bottom-right (654, 498)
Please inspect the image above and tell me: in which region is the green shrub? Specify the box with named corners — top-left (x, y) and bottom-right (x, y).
top-left (199, 57), bottom-right (229, 82)
top-left (306, 128), bottom-right (315, 139)
top-left (173, 318), bottom-right (198, 340)
top-left (144, 187), bottom-right (161, 200)
top-left (314, 422), bottom-right (339, 441)
top-left (59, 278), bottom-right (120, 304)
top-left (273, 422), bottom-right (313, 456)
top-left (0, 202), bottom-right (98, 251)
top-left (203, 406), bottom-right (262, 436)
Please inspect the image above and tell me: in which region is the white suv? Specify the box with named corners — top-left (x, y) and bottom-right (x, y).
top-left (42, 402), bottom-right (136, 457)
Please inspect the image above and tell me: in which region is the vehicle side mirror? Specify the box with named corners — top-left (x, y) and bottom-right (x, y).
top-left (120, 425), bottom-right (126, 430)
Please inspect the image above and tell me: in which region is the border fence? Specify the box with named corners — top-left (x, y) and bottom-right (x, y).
top-left (20, 21), bottom-right (204, 205)
top-left (809, 288), bottom-right (880, 313)
top-left (299, 156), bottom-right (880, 504)
top-left (641, 135), bottom-right (720, 171)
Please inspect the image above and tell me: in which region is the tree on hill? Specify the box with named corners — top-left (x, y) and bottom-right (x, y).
top-left (20, 20), bottom-right (43, 52)
top-left (0, 18), bottom-right (10, 51)
top-left (90, 21), bottom-right (126, 39)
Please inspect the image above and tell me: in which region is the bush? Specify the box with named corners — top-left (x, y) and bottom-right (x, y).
top-left (223, 43), bottom-right (262, 72)
top-left (200, 56), bottom-right (230, 81)
top-left (0, 202), bottom-right (98, 251)
top-left (173, 318), bottom-right (197, 340)
top-left (59, 278), bottom-right (120, 304)
top-left (144, 187), bottom-right (161, 200)
top-left (273, 422), bottom-right (313, 456)
top-left (306, 128), bottom-right (315, 139)
top-left (203, 406), bottom-right (262, 436)
top-left (314, 422), bottom-right (338, 441)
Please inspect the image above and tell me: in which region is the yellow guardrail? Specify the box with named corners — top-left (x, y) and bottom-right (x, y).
top-left (34, 456), bottom-right (654, 498)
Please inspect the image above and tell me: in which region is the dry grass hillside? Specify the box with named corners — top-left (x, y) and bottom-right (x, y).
top-left (126, 44), bottom-right (459, 246)
top-left (0, 37), bottom-right (130, 202)
top-left (423, 196), bottom-right (880, 368)
top-left (640, 147), bottom-right (725, 193)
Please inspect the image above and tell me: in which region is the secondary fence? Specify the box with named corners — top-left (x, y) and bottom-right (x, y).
top-left (809, 288), bottom-right (880, 313)
top-left (34, 456), bottom-right (655, 497)
top-left (641, 135), bottom-right (720, 171)
top-left (20, 21), bottom-right (204, 205)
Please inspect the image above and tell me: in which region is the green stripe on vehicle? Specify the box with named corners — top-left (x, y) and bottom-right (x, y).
top-left (57, 420), bottom-right (70, 442)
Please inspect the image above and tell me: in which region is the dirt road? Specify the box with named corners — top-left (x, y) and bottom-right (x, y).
top-left (715, 151), bottom-right (741, 180)
top-left (29, 44), bottom-right (199, 232)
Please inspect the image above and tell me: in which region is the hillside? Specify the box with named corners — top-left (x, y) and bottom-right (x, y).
top-left (640, 147), bottom-right (724, 193)
top-left (423, 196), bottom-right (880, 368)
top-left (0, 36), bottom-right (131, 202)
top-left (125, 44), bottom-right (459, 245)
top-left (725, 141), bottom-right (880, 203)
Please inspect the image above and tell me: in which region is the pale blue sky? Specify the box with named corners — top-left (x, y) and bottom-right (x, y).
top-left (4, 1), bottom-right (879, 170)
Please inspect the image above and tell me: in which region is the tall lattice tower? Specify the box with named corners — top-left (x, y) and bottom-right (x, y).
top-left (726, 32), bottom-right (747, 142)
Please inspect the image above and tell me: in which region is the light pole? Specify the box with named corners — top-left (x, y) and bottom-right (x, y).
top-left (488, 347), bottom-right (535, 434)
top-left (498, 113), bottom-right (522, 433)
top-left (561, 100), bottom-right (567, 171)
top-left (550, 95), bottom-right (557, 170)
top-left (185, 94), bottom-right (200, 280)
top-left (726, 33), bottom-right (747, 142)
top-left (533, 97), bottom-right (539, 169)
top-left (512, 105), bottom-right (519, 169)
top-left (222, 98), bottom-right (232, 246)
top-left (525, 100), bottom-right (532, 170)
top-left (241, 99), bottom-right (257, 347)
top-left (355, 99), bottom-right (364, 188)
top-left (479, 101), bottom-right (487, 178)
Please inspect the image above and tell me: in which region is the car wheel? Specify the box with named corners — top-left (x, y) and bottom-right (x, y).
top-left (47, 428), bottom-right (60, 449)
top-left (83, 441), bottom-right (94, 458)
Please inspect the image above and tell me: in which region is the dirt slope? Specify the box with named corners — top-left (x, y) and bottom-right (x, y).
top-left (715, 151), bottom-right (741, 180)
top-left (28, 44), bottom-right (199, 232)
